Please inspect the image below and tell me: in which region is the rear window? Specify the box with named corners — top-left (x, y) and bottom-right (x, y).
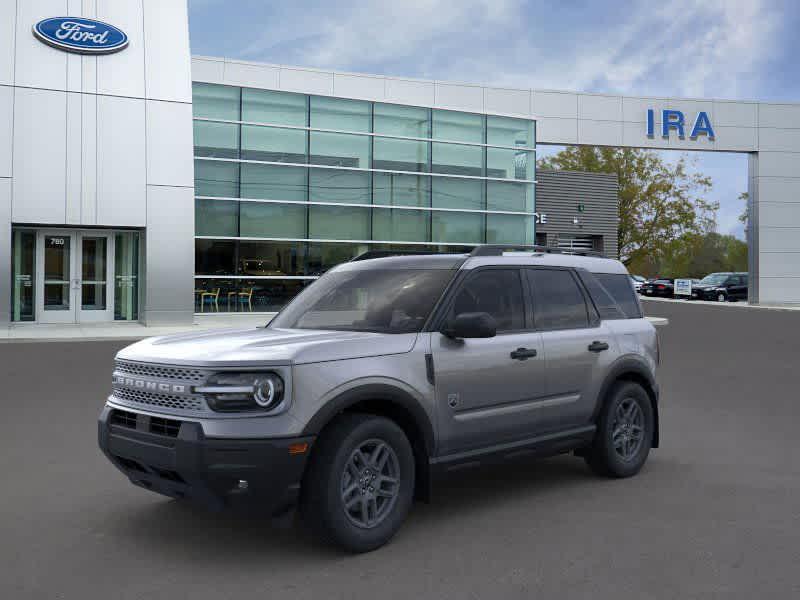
top-left (594, 273), bottom-right (643, 318)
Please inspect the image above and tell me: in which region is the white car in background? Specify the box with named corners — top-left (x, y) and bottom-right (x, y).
top-left (630, 275), bottom-right (646, 292)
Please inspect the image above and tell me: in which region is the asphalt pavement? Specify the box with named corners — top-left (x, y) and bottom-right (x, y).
top-left (1, 300), bottom-right (799, 599)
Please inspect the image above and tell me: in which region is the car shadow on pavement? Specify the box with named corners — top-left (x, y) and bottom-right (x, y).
top-left (102, 453), bottom-right (662, 560)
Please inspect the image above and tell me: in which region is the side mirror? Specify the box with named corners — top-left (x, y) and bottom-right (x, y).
top-left (442, 312), bottom-right (497, 339)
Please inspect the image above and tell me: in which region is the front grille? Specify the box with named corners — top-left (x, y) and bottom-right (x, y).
top-left (150, 416), bottom-right (181, 437)
top-left (110, 409), bottom-right (138, 429)
top-left (114, 360), bottom-right (207, 383)
top-left (112, 386), bottom-right (207, 413)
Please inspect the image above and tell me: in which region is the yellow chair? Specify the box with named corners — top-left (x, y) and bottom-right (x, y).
top-left (237, 287), bottom-right (254, 312)
top-left (200, 288), bottom-right (220, 312)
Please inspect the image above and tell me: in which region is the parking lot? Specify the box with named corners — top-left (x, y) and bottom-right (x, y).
top-left (2, 299), bottom-right (799, 599)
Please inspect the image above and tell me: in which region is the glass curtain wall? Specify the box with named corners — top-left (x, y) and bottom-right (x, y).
top-left (192, 82), bottom-right (536, 312)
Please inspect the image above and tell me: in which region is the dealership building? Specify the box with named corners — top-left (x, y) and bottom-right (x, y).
top-left (2, 1), bottom-right (800, 327)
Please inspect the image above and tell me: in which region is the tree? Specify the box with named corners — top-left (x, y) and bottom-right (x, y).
top-left (538, 147), bottom-right (718, 270)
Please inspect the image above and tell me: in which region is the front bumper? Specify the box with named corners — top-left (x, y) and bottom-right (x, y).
top-left (98, 405), bottom-right (314, 513)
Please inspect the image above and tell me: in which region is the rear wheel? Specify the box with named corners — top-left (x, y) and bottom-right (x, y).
top-left (300, 413), bottom-right (415, 553)
top-left (585, 382), bottom-right (653, 478)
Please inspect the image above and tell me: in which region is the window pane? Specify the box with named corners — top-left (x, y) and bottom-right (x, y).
top-left (241, 125), bottom-right (306, 163)
top-left (239, 202), bottom-right (306, 239)
top-left (310, 132), bottom-right (370, 168)
top-left (195, 240), bottom-right (236, 275)
top-left (486, 181), bottom-right (534, 212)
top-left (196, 199), bottom-right (238, 237)
top-left (486, 214), bottom-right (532, 245)
top-left (528, 269), bottom-right (589, 330)
top-left (310, 96), bottom-right (370, 131)
top-left (240, 163), bottom-right (307, 201)
top-left (309, 205), bottom-right (370, 240)
top-left (194, 160), bottom-right (239, 197)
top-left (486, 148), bottom-right (533, 179)
top-left (309, 168), bottom-right (371, 204)
top-left (432, 110), bottom-right (484, 143)
top-left (450, 270), bottom-right (524, 332)
top-left (486, 116), bottom-right (534, 147)
top-left (242, 88), bottom-right (307, 126)
top-left (238, 241), bottom-right (307, 276)
top-left (373, 173), bottom-right (430, 207)
top-left (250, 279), bottom-right (311, 312)
top-left (594, 273), bottom-right (642, 318)
top-left (192, 83), bottom-right (240, 120)
top-left (194, 121), bottom-right (239, 158)
top-left (431, 177), bottom-right (483, 210)
top-left (431, 142), bottom-right (483, 176)
top-left (373, 137), bottom-right (428, 172)
top-left (373, 208), bottom-right (430, 242)
top-left (374, 103), bottom-right (429, 137)
top-left (307, 242), bottom-right (369, 275)
top-left (432, 211), bottom-right (484, 243)
top-left (11, 230), bottom-right (35, 322)
top-left (194, 278), bottom-right (237, 312)
top-left (114, 232), bottom-right (139, 321)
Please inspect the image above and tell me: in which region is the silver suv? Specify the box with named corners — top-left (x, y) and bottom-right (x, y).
top-left (98, 246), bottom-right (660, 552)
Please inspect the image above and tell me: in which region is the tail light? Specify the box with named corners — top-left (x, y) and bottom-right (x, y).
top-left (657, 284), bottom-right (665, 290)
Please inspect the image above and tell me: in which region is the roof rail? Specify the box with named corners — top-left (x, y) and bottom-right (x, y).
top-left (350, 250), bottom-right (447, 262)
top-left (469, 245), bottom-right (605, 258)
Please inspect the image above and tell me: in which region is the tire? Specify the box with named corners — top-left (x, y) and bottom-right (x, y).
top-left (717, 292), bottom-right (727, 302)
top-left (300, 413), bottom-right (415, 553)
top-left (585, 382), bottom-right (654, 478)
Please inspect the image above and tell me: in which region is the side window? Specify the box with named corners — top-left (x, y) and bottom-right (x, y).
top-left (527, 269), bottom-right (590, 330)
top-left (449, 269), bottom-right (525, 332)
top-left (578, 271), bottom-right (626, 320)
top-left (593, 272), bottom-right (643, 319)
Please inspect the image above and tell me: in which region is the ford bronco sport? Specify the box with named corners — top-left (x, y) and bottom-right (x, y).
top-left (98, 246), bottom-right (660, 553)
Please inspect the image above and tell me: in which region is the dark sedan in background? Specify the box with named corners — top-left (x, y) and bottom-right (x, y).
top-left (691, 272), bottom-right (749, 302)
top-left (640, 279), bottom-right (675, 297)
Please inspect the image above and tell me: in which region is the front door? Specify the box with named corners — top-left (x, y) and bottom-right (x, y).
top-left (36, 231), bottom-right (114, 323)
top-left (431, 268), bottom-right (547, 455)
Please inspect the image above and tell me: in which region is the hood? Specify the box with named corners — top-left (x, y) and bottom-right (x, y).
top-left (116, 327), bottom-right (418, 367)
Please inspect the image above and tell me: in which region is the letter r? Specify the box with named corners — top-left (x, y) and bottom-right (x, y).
top-left (662, 110), bottom-right (685, 138)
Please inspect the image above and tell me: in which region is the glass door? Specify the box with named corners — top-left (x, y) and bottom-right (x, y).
top-left (78, 232), bottom-right (114, 322)
top-left (37, 231), bottom-right (76, 323)
top-left (35, 230), bottom-right (115, 323)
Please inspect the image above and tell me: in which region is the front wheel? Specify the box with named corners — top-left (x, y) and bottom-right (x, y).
top-left (585, 382), bottom-right (653, 478)
top-left (717, 292), bottom-right (727, 302)
top-left (300, 414), bottom-right (415, 553)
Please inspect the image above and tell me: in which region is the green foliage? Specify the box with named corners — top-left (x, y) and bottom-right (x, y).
top-left (538, 146), bottom-right (718, 267)
top-left (627, 232), bottom-right (748, 278)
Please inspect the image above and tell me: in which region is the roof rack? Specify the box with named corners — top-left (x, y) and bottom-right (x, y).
top-left (350, 250), bottom-right (447, 262)
top-left (469, 244), bottom-right (605, 258)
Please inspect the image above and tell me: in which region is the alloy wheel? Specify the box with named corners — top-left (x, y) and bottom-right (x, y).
top-left (611, 398), bottom-right (645, 461)
top-left (340, 439), bottom-right (401, 529)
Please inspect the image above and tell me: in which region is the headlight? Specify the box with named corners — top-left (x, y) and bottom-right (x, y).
top-left (195, 372), bottom-right (285, 413)
top-left (714, 287), bottom-right (727, 291)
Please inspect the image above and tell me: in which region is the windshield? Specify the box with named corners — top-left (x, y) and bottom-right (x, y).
top-left (699, 273), bottom-right (729, 285)
top-left (269, 268), bottom-right (455, 333)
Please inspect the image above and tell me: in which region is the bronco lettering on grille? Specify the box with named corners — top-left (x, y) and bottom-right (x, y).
top-left (113, 375), bottom-right (186, 394)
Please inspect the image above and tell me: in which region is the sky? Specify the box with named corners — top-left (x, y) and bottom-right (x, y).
top-left (188, 0), bottom-right (800, 240)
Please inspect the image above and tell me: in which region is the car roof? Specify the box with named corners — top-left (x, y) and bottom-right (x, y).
top-left (337, 251), bottom-right (629, 275)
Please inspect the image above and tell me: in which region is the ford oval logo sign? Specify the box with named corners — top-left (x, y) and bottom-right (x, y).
top-left (32, 17), bottom-right (128, 55)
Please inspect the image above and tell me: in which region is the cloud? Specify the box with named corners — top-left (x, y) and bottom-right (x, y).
top-left (219, 0), bottom-right (782, 100)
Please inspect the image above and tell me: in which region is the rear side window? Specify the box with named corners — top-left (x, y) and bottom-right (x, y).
top-left (578, 271), bottom-right (626, 320)
top-left (593, 273), bottom-right (643, 318)
top-left (527, 269), bottom-right (589, 330)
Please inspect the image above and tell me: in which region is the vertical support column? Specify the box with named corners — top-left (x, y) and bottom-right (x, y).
top-left (747, 153), bottom-right (759, 304)
top-left (0, 179), bottom-right (10, 325)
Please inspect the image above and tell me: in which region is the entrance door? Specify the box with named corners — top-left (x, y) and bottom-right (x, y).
top-left (36, 231), bottom-right (114, 323)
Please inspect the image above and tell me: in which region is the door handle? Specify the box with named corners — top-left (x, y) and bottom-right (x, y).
top-left (588, 341), bottom-right (609, 352)
top-left (510, 347), bottom-right (537, 360)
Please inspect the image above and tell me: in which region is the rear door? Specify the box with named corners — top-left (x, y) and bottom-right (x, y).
top-left (525, 268), bottom-right (617, 432)
top-left (731, 275), bottom-right (748, 299)
top-left (431, 268), bottom-right (546, 454)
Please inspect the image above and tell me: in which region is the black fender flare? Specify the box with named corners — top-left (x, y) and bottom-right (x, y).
top-left (301, 383), bottom-right (435, 456)
top-left (594, 356), bottom-right (660, 448)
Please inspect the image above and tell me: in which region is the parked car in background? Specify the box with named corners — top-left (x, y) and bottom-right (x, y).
top-left (640, 279), bottom-right (674, 298)
top-left (691, 272), bottom-right (749, 302)
top-left (630, 275), bottom-right (646, 292)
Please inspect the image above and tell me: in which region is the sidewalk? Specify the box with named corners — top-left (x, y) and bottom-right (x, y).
top-left (1, 313), bottom-right (276, 343)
